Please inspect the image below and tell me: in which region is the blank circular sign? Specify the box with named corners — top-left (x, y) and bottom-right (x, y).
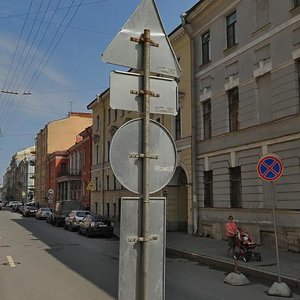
top-left (110, 118), bottom-right (177, 194)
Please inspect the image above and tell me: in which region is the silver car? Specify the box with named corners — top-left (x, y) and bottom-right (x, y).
top-left (64, 210), bottom-right (91, 231)
top-left (36, 208), bottom-right (52, 220)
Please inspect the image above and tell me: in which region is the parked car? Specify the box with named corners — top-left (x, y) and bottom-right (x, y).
top-left (22, 205), bottom-right (38, 217)
top-left (65, 210), bottom-right (91, 231)
top-left (46, 210), bottom-right (53, 223)
top-left (78, 215), bottom-right (113, 238)
top-left (36, 208), bottom-right (52, 220)
top-left (13, 203), bottom-right (23, 212)
top-left (50, 200), bottom-right (82, 226)
top-left (8, 201), bottom-right (22, 208)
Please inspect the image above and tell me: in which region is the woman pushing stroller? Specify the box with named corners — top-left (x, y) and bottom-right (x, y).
top-left (226, 215), bottom-right (239, 257)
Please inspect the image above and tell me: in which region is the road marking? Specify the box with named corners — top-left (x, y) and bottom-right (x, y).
top-left (7, 256), bottom-right (16, 267)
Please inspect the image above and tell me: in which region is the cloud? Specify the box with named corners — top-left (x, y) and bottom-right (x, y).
top-left (0, 34), bottom-right (70, 90)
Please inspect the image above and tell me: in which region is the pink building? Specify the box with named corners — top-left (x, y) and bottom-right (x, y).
top-left (47, 126), bottom-right (92, 209)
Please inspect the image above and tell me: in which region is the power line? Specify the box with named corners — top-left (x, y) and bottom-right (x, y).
top-left (4, 0), bottom-right (84, 133)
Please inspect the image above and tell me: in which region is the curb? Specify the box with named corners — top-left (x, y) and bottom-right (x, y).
top-left (166, 247), bottom-right (300, 289)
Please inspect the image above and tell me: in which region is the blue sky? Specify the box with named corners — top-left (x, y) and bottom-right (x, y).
top-left (0, 0), bottom-right (198, 183)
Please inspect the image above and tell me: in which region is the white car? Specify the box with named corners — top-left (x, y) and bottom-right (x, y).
top-left (65, 210), bottom-right (91, 231)
top-left (8, 201), bottom-right (22, 208)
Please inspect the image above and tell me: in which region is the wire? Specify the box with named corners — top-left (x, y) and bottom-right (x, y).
top-left (4, 0), bottom-right (85, 132)
top-left (1, 0), bottom-right (34, 91)
top-left (0, 0), bottom-right (46, 124)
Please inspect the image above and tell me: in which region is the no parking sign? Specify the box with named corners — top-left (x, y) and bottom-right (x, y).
top-left (257, 154), bottom-right (283, 181)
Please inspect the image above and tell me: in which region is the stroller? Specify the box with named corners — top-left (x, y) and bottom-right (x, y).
top-left (233, 228), bottom-right (261, 262)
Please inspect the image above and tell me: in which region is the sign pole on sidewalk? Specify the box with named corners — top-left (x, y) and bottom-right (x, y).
top-left (142, 28), bottom-right (151, 300)
top-left (271, 181), bottom-right (281, 283)
top-left (257, 154), bottom-right (291, 297)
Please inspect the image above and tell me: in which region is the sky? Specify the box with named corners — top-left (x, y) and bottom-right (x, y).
top-left (0, 0), bottom-right (198, 183)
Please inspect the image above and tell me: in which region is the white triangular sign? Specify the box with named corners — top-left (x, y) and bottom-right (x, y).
top-left (102, 0), bottom-right (181, 79)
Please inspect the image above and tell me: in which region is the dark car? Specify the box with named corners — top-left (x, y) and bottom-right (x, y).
top-left (78, 215), bottom-right (113, 238)
top-left (22, 205), bottom-right (38, 217)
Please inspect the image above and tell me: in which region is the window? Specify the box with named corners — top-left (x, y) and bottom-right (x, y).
top-left (202, 31), bottom-right (211, 64)
top-left (297, 61), bottom-right (300, 107)
top-left (113, 203), bottom-right (117, 218)
top-left (156, 117), bottom-right (161, 123)
top-left (106, 203), bottom-right (110, 217)
top-left (107, 108), bottom-right (111, 124)
top-left (95, 177), bottom-right (98, 191)
top-left (256, 0), bottom-right (269, 29)
top-left (113, 175), bottom-right (117, 190)
top-left (230, 167), bottom-right (242, 208)
top-left (96, 145), bottom-right (99, 164)
top-left (106, 175), bottom-right (109, 190)
top-left (96, 115), bottom-right (100, 130)
top-left (175, 108), bottom-right (181, 140)
top-left (228, 88), bottom-right (239, 132)
top-left (226, 11), bottom-right (237, 48)
top-left (204, 171), bottom-right (213, 207)
top-left (203, 99), bottom-right (212, 139)
top-left (295, 0), bottom-right (300, 8)
top-left (107, 141), bottom-right (110, 162)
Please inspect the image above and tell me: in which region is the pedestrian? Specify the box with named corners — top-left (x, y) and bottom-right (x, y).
top-left (226, 215), bottom-right (238, 257)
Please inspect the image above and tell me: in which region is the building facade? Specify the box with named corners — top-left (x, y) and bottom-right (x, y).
top-left (184, 0), bottom-right (300, 251)
top-left (35, 112), bottom-right (92, 206)
top-left (54, 126), bottom-right (93, 209)
top-left (2, 146), bottom-right (35, 203)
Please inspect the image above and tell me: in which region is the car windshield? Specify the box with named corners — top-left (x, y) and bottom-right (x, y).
top-left (76, 211), bottom-right (90, 217)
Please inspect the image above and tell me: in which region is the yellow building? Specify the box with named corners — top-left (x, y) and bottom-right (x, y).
top-left (88, 25), bottom-right (192, 233)
top-left (35, 112), bottom-right (92, 206)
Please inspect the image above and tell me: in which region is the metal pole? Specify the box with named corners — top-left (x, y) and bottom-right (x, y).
top-left (271, 181), bottom-right (281, 283)
top-left (141, 28), bottom-right (151, 300)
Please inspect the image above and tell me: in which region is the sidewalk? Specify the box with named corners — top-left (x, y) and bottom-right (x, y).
top-left (166, 232), bottom-right (300, 288)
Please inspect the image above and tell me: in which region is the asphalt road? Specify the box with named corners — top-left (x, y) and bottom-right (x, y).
top-left (0, 210), bottom-right (299, 300)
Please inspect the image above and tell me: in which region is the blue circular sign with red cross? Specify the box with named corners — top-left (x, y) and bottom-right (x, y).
top-left (257, 154), bottom-right (283, 181)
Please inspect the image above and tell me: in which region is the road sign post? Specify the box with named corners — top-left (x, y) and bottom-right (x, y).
top-left (102, 1), bottom-right (180, 299)
top-left (257, 154), bottom-right (291, 297)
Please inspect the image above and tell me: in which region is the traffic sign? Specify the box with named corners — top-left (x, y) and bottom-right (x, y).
top-left (102, 0), bottom-right (181, 79)
top-left (48, 189), bottom-right (54, 195)
top-left (110, 71), bottom-right (178, 115)
top-left (257, 154), bottom-right (283, 181)
top-left (86, 181), bottom-right (95, 191)
top-left (110, 118), bottom-right (177, 194)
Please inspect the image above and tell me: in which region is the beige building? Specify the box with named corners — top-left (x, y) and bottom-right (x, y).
top-left (183, 0), bottom-right (300, 251)
top-left (87, 25), bottom-right (193, 233)
top-left (35, 112), bottom-right (92, 206)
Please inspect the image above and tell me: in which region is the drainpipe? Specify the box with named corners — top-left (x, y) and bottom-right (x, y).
top-left (181, 13), bottom-right (199, 235)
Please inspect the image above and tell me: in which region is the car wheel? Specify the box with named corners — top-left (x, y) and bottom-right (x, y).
top-left (78, 228), bottom-right (82, 235)
top-left (86, 229), bottom-right (92, 238)
top-left (255, 253), bottom-right (262, 261)
top-left (64, 224), bottom-right (68, 230)
top-left (69, 224), bottom-right (74, 232)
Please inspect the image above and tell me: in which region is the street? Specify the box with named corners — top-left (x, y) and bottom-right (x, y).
top-left (0, 210), bottom-right (299, 300)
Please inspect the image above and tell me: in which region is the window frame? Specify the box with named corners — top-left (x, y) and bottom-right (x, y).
top-left (204, 170), bottom-right (213, 207)
top-left (203, 99), bottom-right (212, 139)
top-left (202, 30), bottom-right (211, 64)
top-left (228, 87), bottom-right (239, 132)
top-left (226, 11), bottom-right (237, 49)
top-left (175, 107), bottom-right (181, 140)
top-left (230, 166), bottom-right (242, 208)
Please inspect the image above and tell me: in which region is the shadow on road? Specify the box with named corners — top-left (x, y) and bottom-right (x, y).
top-left (13, 216), bottom-right (119, 299)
